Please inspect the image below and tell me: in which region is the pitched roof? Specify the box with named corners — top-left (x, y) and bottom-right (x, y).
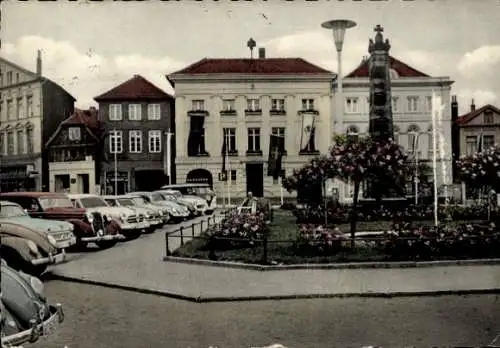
top-left (45, 108), bottom-right (101, 148)
top-left (94, 75), bottom-right (173, 101)
top-left (456, 104), bottom-right (500, 125)
top-left (170, 58), bottom-right (333, 75)
top-left (345, 56), bottom-right (430, 78)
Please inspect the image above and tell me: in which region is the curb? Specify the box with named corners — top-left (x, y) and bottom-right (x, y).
top-left (163, 256), bottom-right (500, 271)
top-left (45, 273), bottom-right (500, 303)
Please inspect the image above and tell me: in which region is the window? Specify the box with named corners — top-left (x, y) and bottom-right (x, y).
top-left (16, 130), bottom-right (24, 154)
top-left (26, 128), bottom-right (33, 153)
top-left (229, 169), bottom-right (237, 183)
top-left (192, 100), bottom-right (205, 111)
top-left (271, 127), bottom-right (285, 152)
top-left (0, 73), bottom-right (3, 86)
top-left (6, 71), bottom-right (12, 85)
top-left (7, 100), bottom-right (13, 120)
top-left (345, 97), bottom-right (359, 113)
top-left (0, 133), bottom-right (4, 155)
top-left (271, 99), bottom-right (285, 111)
top-left (407, 96), bottom-right (419, 112)
top-left (26, 95), bottom-right (33, 117)
top-left (247, 128), bottom-right (261, 152)
top-left (16, 98), bottom-right (23, 119)
top-left (393, 125), bottom-right (400, 144)
top-left (247, 98), bottom-right (260, 111)
top-left (484, 112), bottom-right (494, 124)
top-left (222, 99), bottom-right (235, 111)
top-left (128, 130), bottom-right (142, 153)
top-left (407, 124), bottom-right (420, 152)
top-left (0, 100), bottom-right (3, 121)
top-left (148, 130), bottom-right (162, 153)
top-left (223, 128), bottom-right (236, 152)
top-left (68, 127), bottom-right (81, 141)
top-left (128, 104), bottom-right (142, 121)
top-left (483, 135), bottom-right (495, 149)
top-left (346, 125), bottom-right (359, 142)
top-left (109, 130), bottom-right (123, 153)
top-left (7, 131), bottom-right (14, 155)
top-left (301, 99), bottom-right (314, 111)
top-left (466, 136), bottom-right (477, 156)
top-left (15, 73), bottom-right (19, 84)
top-left (425, 96), bottom-right (432, 112)
top-left (392, 97), bottom-right (399, 112)
top-left (147, 104), bottom-right (161, 120)
top-left (109, 104), bottom-right (122, 121)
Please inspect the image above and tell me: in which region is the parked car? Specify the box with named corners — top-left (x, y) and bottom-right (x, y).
top-left (103, 195), bottom-right (164, 233)
top-left (1, 262), bottom-right (64, 347)
top-left (161, 183), bottom-right (217, 214)
top-left (156, 190), bottom-right (197, 218)
top-left (156, 189), bottom-right (208, 216)
top-left (130, 191), bottom-right (190, 223)
top-left (68, 194), bottom-right (148, 240)
top-left (0, 200), bottom-right (76, 250)
top-left (127, 194), bottom-right (171, 225)
top-left (0, 192), bottom-right (123, 250)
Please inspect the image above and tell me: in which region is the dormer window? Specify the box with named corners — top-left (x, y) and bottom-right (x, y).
top-left (68, 127), bottom-right (81, 141)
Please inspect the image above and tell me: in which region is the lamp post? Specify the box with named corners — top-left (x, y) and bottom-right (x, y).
top-left (409, 131), bottom-right (424, 205)
top-left (321, 19), bottom-right (357, 137)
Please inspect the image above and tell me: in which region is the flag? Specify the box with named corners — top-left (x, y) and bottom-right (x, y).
top-left (477, 133), bottom-right (483, 153)
top-left (268, 134), bottom-right (283, 180)
top-left (300, 113), bottom-right (315, 151)
top-left (221, 131), bottom-right (227, 174)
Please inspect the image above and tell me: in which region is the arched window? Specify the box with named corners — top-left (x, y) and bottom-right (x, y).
top-left (407, 124), bottom-right (421, 152)
top-left (346, 125), bottom-right (359, 142)
top-left (25, 123), bottom-right (34, 153)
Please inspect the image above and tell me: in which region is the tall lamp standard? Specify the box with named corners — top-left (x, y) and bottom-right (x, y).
top-left (321, 19), bottom-right (357, 136)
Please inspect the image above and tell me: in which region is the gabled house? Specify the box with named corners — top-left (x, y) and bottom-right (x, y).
top-left (0, 51), bottom-right (75, 192)
top-left (94, 75), bottom-right (175, 194)
top-left (45, 107), bottom-right (104, 194)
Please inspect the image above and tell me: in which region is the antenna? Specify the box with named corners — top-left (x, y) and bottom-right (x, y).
top-left (247, 38), bottom-right (256, 59)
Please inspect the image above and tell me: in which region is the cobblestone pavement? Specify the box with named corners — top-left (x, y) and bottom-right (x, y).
top-left (35, 281), bottom-right (500, 348)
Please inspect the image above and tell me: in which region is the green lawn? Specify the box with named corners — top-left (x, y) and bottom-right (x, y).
top-left (172, 210), bottom-right (487, 265)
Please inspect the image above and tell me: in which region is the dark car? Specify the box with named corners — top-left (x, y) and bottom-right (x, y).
top-left (0, 192), bottom-right (124, 250)
top-left (1, 262), bottom-right (64, 346)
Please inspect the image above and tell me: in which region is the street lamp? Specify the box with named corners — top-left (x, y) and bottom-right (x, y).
top-left (321, 19), bottom-right (357, 136)
top-left (409, 131), bottom-right (424, 205)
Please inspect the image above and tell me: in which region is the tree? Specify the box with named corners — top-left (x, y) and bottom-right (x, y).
top-left (456, 146), bottom-right (500, 194)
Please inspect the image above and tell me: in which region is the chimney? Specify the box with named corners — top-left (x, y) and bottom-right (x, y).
top-left (258, 47), bottom-right (266, 59)
top-left (451, 95), bottom-right (458, 122)
top-left (470, 99), bottom-right (476, 112)
top-left (36, 50), bottom-right (42, 76)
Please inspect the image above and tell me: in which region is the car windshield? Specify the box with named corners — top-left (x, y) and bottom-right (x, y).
top-left (79, 197), bottom-right (108, 208)
top-left (117, 198), bottom-right (134, 207)
top-left (163, 194), bottom-right (176, 201)
top-left (150, 192), bottom-right (165, 202)
top-left (167, 191), bottom-right (182, 198)
top-left (132, 197), bottom-right (146, 205)
top-left (39, 197), bottom-right (74, 209)
top-left (0, 204), bottom-right (28, 218)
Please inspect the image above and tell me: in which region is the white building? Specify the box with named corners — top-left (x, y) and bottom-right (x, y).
top-left (167, 49), bottom-right (336, 200)
top-left (333, 56), bottom-right (454, 203)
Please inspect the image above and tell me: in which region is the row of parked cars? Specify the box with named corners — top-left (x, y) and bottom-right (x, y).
top-left (0, 184), bottom-right (216, 277)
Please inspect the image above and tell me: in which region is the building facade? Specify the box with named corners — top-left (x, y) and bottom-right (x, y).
top-left (46, 107), bottom-right (103, 194)
top-left (94, 75), bottom-right (175, 194)
top-left (334, 55), bottom-right (454, 202)
top-left (167, 51), bottom-right (335, 199)
top-left (0, 51), bottom-right (75, 192)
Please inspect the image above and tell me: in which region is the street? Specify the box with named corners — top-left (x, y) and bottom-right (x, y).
top-left (34, 281), bottom-right (500, 348)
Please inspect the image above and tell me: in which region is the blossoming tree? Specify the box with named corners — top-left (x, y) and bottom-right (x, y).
top-left (456, 145), bottom-right (500, 195)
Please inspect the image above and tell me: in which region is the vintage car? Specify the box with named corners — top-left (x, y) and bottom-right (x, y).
top-left (130, 191), bottom-right (190, 223)
top-left (127, 194), bottom-right (170, 225)
top-left (1, 262), bottom-right (64, 347)
top-left (68, 194), bottom-right (149, 240)
top-left (156, 189), bottom-right (209, 216)
top-left (0, 192), bottom-right (123, 250)
top-left (103, 195), bottom-right (164, 233)
top-left (0, 200), bottom-right (76, 250)
top-left (161, 183), bottom-right (217, 214)
top-left (0, 221), bottom-right (66, 276)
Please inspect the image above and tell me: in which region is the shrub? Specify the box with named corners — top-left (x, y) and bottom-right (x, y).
top-left (295, 224), bottom-right (347, 255)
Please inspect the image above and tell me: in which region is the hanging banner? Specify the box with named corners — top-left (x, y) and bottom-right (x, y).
top-left (300, 113), bottom-right (315, 151)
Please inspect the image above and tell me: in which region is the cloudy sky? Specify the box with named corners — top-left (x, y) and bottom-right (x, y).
top-left (3, 0), bottom-right (499, 114)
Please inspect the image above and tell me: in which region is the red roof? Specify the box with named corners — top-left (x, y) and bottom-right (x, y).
top-left (62, 108), bottom-right (100, 130)
top-left (456, 104), bottom-right (500, 125)
top-left (170, 58), bottom-right (333, 75)
top-left (94, 75), bottom-right (173, 101)
top-left (345, 56), bottom-right (429, 78)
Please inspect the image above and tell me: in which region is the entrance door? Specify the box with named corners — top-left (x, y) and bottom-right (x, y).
top-left (245, 163), bottom-right (264, 197)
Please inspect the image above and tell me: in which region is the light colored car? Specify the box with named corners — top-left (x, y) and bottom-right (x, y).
top-left (68, 194), bottom-right (149, 240)
top-left (0, 221), bottom-right (65, 276)
top-left (0, 200), bottom-right (76, 250)
top-left (157, 189), bottom-right (208, 216)
top-left (127, 194), bottom-right (171, 224)
top-left (1, 263), bottom-right (64, 347)
top-left (103, 195), bottom-right (164, 233)
top-left (161, 183), bottom-right (217, 214)
top-left (130, 191), bottom-right (190, 223)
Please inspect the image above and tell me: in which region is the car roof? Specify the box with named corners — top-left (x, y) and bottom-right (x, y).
top-left (0, 192), bottom-right (68, 198)
top-left (161, 183), bottom-right (209, 188)
top-left (0, 200), bottom-right (20, 205)
top-left (67, 194), bottom-right (101, 199)
top-left (102, 195), bottom-right (133, 199)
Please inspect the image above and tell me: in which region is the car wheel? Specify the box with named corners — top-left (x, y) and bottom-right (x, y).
top-left (145, 226), bottom-right (156, 234)
top-left (95, 240), bottom-right (118, 250)
top-left (123, 229), bottom-right (142, 241)
top-left (1, 247), bottom-right (45, 276)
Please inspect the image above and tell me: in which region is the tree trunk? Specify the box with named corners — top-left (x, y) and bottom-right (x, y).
top-left (350, 180), bottom-right (361, 249)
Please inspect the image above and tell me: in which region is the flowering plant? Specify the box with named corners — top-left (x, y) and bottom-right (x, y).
top-left (456, 145), bottom-right (500, 190)
top-left (206, 212), bottom-right (268, 249)
top-left (295, 224), bottom-right (348, 254)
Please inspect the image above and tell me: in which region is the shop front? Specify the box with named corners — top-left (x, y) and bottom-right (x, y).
top-left (0, 164), bottom-right (38, 192)
top-left (104, 171), bottom-right (129, 195)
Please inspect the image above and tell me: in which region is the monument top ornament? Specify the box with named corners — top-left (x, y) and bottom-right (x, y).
top-left (369, 24), bottom-right (391, 53)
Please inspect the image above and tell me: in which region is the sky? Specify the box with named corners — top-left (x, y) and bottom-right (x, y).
top-left (2, 0), bottom-right (500, 115)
